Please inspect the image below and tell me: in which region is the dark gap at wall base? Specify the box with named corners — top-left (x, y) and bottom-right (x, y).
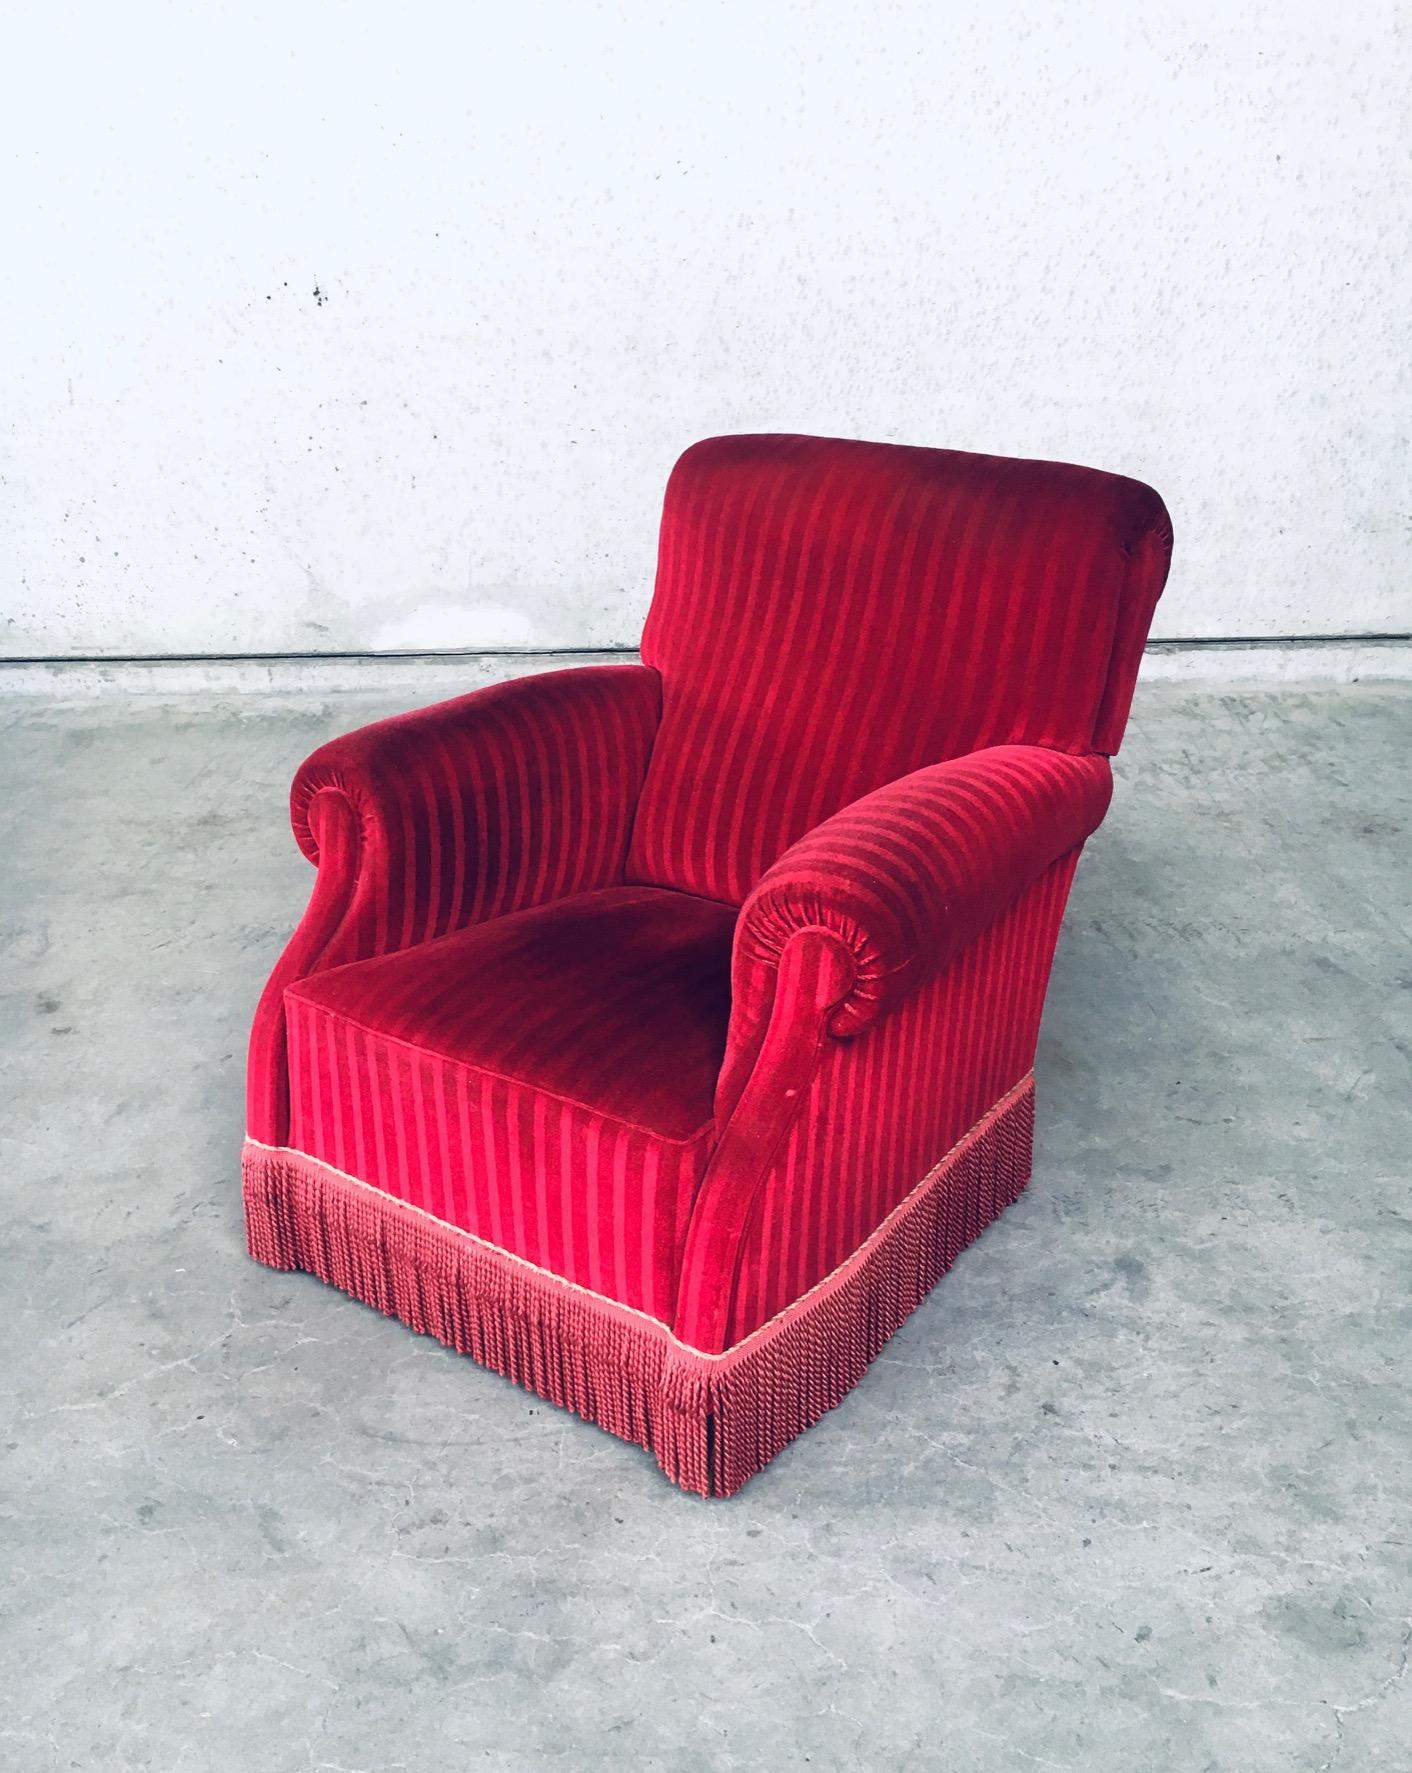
top-left (0, 645), bottom-right (634, 667)
top-left (2, 635), bottom-right (1410, 668)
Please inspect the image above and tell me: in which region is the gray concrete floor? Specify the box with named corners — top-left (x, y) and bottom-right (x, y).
top-left (2, 682), bottom-right (1409, 1772)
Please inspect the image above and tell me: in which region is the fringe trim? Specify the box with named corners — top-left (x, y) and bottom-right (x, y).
top-left (242, 1077), bottom-right (1035, 1497)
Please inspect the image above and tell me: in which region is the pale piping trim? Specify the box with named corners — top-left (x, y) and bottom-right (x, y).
top-left (244, 1068), bottom-right (1034, 1366)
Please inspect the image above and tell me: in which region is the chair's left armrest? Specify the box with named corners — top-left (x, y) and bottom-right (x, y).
top-left (675, 744), bottom-right (1113, 1349)
top-left (729, 742), bottom-right (1111, 1050)
top-left (246, 662), bottom-right (661, 1143)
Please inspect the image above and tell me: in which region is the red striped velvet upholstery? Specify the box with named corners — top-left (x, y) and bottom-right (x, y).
top-left (246, 664), bottom-right (660, 1144)
top-left (282, 888), bottom-right (734, 1320)
top-left (723, 744), bottom-right (1112, 1064)
top-left (246, 434), bottom-right (1171, 1481)
top-left (685, 853), bottom-right (1082, 1351)
top-left (628, 433), bottom-right (1170, 904)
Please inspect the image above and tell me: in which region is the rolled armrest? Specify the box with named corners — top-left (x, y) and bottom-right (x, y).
top-left (680, 747), bottom-right (1111, 1349)
top-left (246, 663), bottom-right (660, 1144)
top-left (678, 747), bottom-right (1108, 1351)
top-left (730, 743), bottom-right (1112, 1048)
top-left (289, 662), bottom-right (662, 958)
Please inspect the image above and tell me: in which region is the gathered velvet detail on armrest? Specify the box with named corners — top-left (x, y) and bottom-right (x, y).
top-left (714, 745), bottom-right (1112, 1123)
top-left (246, 664), bottom-right (661, 1143)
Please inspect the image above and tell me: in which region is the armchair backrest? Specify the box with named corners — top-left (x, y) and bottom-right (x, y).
top-left (626, 433), bottom-right (1171, 906)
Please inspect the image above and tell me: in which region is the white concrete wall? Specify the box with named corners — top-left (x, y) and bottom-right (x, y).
top-left (3, 0), bottom-right (1408, 660)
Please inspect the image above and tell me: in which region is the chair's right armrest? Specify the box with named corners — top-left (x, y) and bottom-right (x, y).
top-left (246, 662), bottom-right (661, 1143)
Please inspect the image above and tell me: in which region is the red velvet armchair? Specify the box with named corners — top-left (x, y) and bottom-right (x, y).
top-left (243, 434), bottom-right (1171, 1495)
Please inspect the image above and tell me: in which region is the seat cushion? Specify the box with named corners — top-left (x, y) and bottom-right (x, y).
top-left (282, 887), bottom-right (736, 1320)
